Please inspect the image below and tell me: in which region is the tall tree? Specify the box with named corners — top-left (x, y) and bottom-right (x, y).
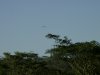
top-left (46, 34), bottom-right (100, 75)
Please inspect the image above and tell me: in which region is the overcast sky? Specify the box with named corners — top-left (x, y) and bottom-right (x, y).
top-left (0, 0), bottom-right (100, 56)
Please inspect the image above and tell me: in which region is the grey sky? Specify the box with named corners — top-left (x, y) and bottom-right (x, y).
top-left (0, 0), bottom-right (100, 56)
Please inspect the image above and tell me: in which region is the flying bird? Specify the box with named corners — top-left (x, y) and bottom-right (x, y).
top-left (41, 25), bottom-right (47, 28)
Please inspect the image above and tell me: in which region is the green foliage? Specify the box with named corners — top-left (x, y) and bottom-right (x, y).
top-left (46, 34), bottom-right (100, 75)
top-left (0, 33), bottom-right (100, 75)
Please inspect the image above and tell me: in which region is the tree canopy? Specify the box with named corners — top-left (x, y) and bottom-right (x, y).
top-left (0, 34), bottom-right (100, 75)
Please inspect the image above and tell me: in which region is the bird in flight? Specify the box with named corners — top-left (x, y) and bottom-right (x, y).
top-left (41, 25), bottom-right (47, 28)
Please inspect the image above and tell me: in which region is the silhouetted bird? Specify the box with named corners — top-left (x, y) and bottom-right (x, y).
top-left (41, 25), bottom-right (47, 28)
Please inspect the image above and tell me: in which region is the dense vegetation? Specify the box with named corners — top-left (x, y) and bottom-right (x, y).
top-left (0, 34), bottom-right (100, 75)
